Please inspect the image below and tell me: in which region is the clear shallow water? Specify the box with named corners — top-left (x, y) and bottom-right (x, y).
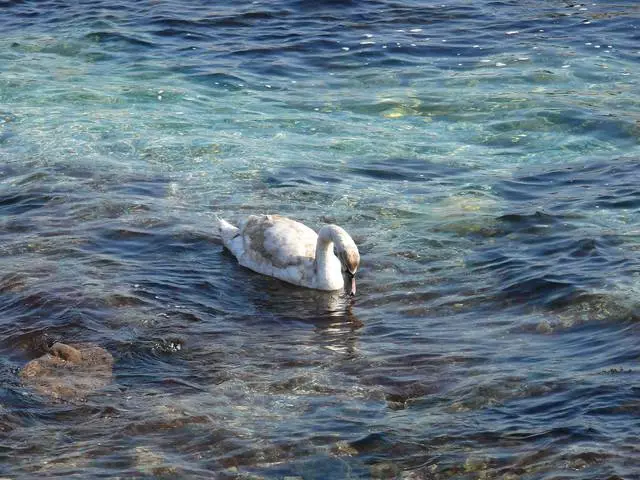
top-left (1, 0), bottom-right (639, 478)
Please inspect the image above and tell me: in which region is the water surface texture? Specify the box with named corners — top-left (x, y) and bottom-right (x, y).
top-left (1, 0), bottom-right (640, 478)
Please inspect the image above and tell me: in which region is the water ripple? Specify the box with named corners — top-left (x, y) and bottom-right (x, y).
top-left (1, 0), bottom-right (639, 478)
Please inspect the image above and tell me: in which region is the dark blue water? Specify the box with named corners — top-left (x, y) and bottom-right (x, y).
top-left (1, 0), bottom-right (639, 478)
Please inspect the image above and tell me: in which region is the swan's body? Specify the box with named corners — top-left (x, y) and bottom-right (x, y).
top-left (218, 215), bottom-right (360, 295)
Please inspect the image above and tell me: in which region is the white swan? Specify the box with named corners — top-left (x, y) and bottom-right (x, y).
top-left (218, 214), bottom-right (360, 295)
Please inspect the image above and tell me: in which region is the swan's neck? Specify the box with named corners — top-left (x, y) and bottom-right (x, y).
top-left (314, 226), bottom-right (344, 289)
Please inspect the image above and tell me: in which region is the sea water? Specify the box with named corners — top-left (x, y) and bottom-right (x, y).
top-left (1, 1), bottom-right (639, 478)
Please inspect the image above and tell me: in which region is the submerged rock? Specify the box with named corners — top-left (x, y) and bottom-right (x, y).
top-left (19, 342), bottom-right (113, 401)
top-left (134, 446), bottom-right (180, 477)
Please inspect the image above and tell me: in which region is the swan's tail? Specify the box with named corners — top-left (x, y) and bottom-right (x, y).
top-left (216, 216), bottom-right (240, 249)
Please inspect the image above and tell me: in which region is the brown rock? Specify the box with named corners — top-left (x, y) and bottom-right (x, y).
top-left (49, 342), bottom-right (83, 363)
top-left (20, 342), bottom-right (114, 401)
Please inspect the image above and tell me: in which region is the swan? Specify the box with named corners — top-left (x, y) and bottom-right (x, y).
top-left (218, 214), bottom-right (360, 295)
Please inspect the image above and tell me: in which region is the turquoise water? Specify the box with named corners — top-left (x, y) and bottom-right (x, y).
top-left (1, 1), bottom-right (640, 478)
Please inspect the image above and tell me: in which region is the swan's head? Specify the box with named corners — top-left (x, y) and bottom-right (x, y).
top-left (337, 243), bottom-right (360, 297)
top-left (321, 224), bottom-right (361, 296)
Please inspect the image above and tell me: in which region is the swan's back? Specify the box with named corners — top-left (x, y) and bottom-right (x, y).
top-left (239, 215), bottom-right (317, 268)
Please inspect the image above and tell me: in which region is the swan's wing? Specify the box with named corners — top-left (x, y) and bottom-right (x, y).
top-left (239, 215), bottom-right (317, 269)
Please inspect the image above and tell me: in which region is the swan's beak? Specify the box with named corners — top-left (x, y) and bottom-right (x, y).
top-left (346, 272), bottom-right (356, 296)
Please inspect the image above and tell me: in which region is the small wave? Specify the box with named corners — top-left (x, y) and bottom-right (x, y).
top-left (469, 228), bottom-right (638, 311)
top-left (186, 71), bottom-right (249, 90)
top-left (85, 30), bottom-right (157, 49)
top-left (495, 157), bottom-right (640, 211)
top-left (349, 157), bottom-right (470, 183)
